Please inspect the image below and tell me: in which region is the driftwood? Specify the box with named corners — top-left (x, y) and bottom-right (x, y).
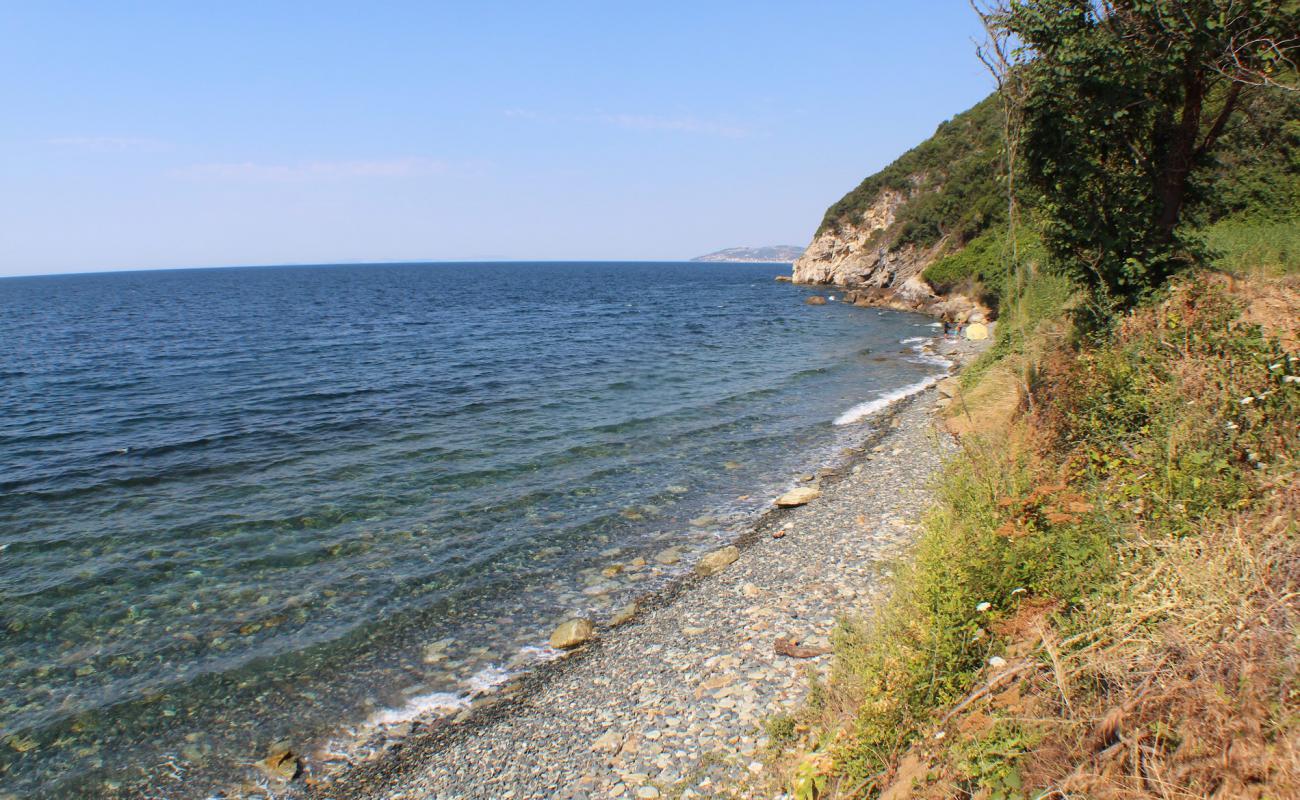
top-left (774, 636), bottom-right (832, 659)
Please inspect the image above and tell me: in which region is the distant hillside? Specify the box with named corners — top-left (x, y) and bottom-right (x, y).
top-left (691, 245), bottom-right (805, 263)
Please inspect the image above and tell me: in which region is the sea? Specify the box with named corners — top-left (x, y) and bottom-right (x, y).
top-left (0, 261), bottom-right (948, 797)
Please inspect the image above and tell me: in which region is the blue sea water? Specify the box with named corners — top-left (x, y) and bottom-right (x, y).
top-left (0, 261), bottom-right (946, 797)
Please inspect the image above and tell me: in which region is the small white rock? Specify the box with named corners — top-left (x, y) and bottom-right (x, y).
top-left (988, 655), bottom-right (1008, 668)
top-left (976, 601), bottom-right (992, 612)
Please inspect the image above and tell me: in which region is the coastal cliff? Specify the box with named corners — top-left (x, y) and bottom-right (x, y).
top-left (792, 95), bottom-right (1004, 323)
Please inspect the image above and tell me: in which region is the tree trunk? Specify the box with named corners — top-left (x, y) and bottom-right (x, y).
top-left (1156, 64), bottom-right (1206, 241)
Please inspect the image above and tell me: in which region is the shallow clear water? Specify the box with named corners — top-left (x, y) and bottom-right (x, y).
top-left (0, 261), bottom-right (944, 796)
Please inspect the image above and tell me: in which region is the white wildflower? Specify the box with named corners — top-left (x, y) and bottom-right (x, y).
top-left (1240, 396), bottom-right (1254, 405)
top-left (934, 730), bottom-right (946, 740)
top-left (1270, 362), bottom-right (1283, 370)
top-left (976, 601), bottom-right (992, 612)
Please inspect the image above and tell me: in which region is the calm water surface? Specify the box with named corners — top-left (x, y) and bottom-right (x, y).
top-left (0, 262), bottom-right (945, 796)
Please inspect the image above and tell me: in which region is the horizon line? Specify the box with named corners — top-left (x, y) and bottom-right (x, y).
top-left (0, 257), bottom-right (799, 281)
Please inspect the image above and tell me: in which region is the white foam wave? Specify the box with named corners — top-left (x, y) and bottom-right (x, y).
top-left (467, 665), bottom-right (514, 695)
top-left (834, 374), bottom-right (946, 425)
top-left (363, 644), bottom-right (561, 730)
top-left (368, 691), bottom-right (470, 726)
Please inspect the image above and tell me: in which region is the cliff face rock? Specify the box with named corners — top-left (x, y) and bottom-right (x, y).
top-left (792, 186), bottom-right (988, 322)
top-left (793, 188), bottom-right (910, 286)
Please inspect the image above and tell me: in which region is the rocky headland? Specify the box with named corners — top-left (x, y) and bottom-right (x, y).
top-left (790, 96), bottom-right (1004, 326)
top-left (791, 189), bottom-right (991, 324)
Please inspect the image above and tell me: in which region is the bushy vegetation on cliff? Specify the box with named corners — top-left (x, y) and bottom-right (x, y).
top-left (816, 95), bottom-right (1005, 249)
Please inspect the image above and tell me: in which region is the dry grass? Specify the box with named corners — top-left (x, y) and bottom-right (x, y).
top-left (1021, 477), bottom-right (1300, 800)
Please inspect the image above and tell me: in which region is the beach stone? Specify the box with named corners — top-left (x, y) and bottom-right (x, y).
top-left (635, 787), bottom-right (661, 799)
top-left (741, 582), bottom-right (761, 599)
top-left (774, 487), bottom-right (820, 507)
top-left (592, 731), bottom-right (623, 754)
top-left (549, 619), bottom-right (594, 650)
top-left (609, 603), bottom-right (638, 627)
top-left (804, 295), bottom-right (827, 305)
top-left (653, 548), bottom-right (682, 566)
top-left (694, 546), bottom-right (739, 577)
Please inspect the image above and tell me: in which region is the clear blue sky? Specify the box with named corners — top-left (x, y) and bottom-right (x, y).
top-left (0, 1), bottom-right (994, 276)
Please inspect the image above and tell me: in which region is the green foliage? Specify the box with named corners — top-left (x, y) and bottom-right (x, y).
top-left (954, 721), bottom-right (1039, 800)
top-left (1042, 281), bottom-right (1299, 534)
top-left (1001, 0), bottom-right (1300, 326)
top-left (922, 225), bottom-right (1047, 310)
top-left (817, 95), bottom-right (1005, 249)
top-left (791, 753), bottom-right (830, 800)
top-left (764, 713), bottom-right (798, 747)
top-left (960, 263), bottom-right (1073, 389)
top-left (1185, 88), bottom-right (1300, 226)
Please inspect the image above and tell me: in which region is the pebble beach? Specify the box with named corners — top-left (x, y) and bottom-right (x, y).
top-left (306, 337), bottom-right (987, 800)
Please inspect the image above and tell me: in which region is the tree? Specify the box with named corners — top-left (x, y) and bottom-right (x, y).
top-left (983, 0), bottom-right (1299, 323)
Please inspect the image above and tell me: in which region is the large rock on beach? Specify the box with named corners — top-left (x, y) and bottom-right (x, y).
top-left (964, 322), bottom-right (990, 341)
top-left (775, 486), bottom-right (820, 507)
top-left (549, 618), bottom-right (594, 650)
top-left (694, 545), bottom-right (739, 577)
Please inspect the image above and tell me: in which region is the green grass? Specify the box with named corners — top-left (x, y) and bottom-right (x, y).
top-left (1199, 217), bottom-right (1300, 276)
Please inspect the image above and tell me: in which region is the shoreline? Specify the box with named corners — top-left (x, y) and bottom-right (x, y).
top-left (301, 336), bottom-right (987, 800)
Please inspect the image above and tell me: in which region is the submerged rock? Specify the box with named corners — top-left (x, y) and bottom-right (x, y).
top-left (694, 545), bottom-right (739, 577)
top-left (549, 618), bottom-right (594, 650)
top-left (775, 487), bottom-right (820, 507)
top-left (804, 295), bottom-right (828, 306)
top-left (653, 547), bottom-right (682, 565)
top-left (255, 742), bottom-right (300, 783)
